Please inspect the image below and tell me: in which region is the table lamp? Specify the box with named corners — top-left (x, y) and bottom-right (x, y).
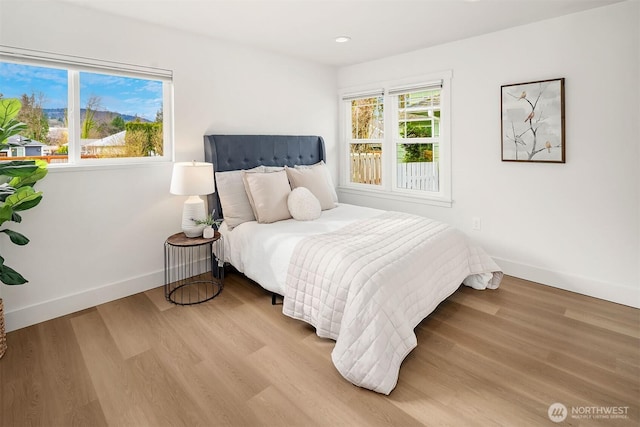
top-left (170, 161), bottom-right (215, 237)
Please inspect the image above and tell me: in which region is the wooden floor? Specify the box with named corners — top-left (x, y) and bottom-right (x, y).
top-left (1, 273), bottom-right (638, 426)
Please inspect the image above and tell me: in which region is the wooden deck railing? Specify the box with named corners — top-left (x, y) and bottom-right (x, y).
top-left (350, 152), bottom-right (382, 185)
top-left (350, 152), bottom-right (439, 191)
top-left (0, 155), bottom-right (99, 163)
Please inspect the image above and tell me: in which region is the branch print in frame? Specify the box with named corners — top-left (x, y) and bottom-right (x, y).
top-left (501, 78), bottom-right (565, 163)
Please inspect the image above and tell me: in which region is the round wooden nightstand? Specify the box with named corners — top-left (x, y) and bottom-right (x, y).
top-left (164, 231), bottom-right (224, 305)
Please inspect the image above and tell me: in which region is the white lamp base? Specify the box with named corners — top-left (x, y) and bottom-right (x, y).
top-left (181, 195), bottom-right (206, 237)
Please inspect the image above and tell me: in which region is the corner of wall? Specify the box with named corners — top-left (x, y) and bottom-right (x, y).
top-left (494, 257), bottom-right (640, 309)
top-left (4, 270), bottom-right (164, 332)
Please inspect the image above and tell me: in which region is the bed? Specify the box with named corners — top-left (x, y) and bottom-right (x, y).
top-left (204, 134), bottom-right (503, 394)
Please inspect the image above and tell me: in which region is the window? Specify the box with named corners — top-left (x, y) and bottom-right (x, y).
top-left (347, 92), bottom-right (384, 185)
top-left (0, 46), bottom-right (173, 167)
top-left (393, 86), bottom-right (441, 192)
top-left (340, 73), bottom-right (451, 206)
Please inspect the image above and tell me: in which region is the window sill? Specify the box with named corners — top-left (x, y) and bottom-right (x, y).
top-left (337, 185), bottom-right (452, 208)
top-left (46, 159), bottom-right (172, 173)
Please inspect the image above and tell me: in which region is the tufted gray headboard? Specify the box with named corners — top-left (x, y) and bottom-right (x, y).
top-left (203, 134), bottom-right (326, 219)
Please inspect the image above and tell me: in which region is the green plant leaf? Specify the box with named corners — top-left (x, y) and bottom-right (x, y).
top-left (0, 161), bottom-right (38, 178)
top-left (0, 185), bottom-right (16, 202)
top-left (0, 99), bottom-right (45, 287)
top-left (0, 98), bottom-right (28, 145)
top-left (0, 98), bottom-right (22, 124)
top-left (0, 229), bottom-right (29, 245)
top-left (0, 120), bottom-right (27, 140)
top-left (11, 211), bottom-right (22, 223)
top-left (8, 159), bottom-right (48, 188)
top-left (5, 187), bottom-right (42, 211)
top-left (0, 204), bottom-right (13, 226)
top-left (0, 263), bottom-right (28, 285)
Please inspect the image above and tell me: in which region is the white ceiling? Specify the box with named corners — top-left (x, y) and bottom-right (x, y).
top-left (62, 0), bottom-right (621, 67)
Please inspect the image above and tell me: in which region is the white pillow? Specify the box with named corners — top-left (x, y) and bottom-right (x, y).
top-left (286, 165), bottom-right (336, 211)
top-left (215, 166), bottom-right (264, 230)
top-left (242, 170), bottom-right (292, 224)
top-left (295, 161), bottom-right (338, 204)
top-left (287, 187), bottom-right (321, 221)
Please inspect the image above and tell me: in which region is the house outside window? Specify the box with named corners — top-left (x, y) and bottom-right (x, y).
top-left (340, 71), bottom-right (452, 207)
top-left (0, 46), bottom-right (173, 167)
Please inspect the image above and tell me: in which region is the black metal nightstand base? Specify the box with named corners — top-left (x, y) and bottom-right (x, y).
top-left (166, 277), bottom-right (223, 306)
top-left (164, 232), bottom-right (224, 305)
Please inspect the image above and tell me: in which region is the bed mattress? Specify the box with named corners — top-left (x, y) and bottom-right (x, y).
top-left (218, 203), bottom-right (383, 295)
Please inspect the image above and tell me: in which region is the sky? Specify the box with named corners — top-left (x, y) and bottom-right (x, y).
top-left (0, 62), bottom-right (163, 121)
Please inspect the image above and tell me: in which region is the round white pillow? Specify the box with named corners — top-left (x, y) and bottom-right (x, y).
top-left (287, 187), bottom-right (321, 221)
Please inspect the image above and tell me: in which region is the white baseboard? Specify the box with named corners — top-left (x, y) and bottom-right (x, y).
top-left (5, 258), bottom-right (637, 332)
top-left (4, 270), bottom-right (164, 332)
top-left (494, 257), bottom-right (639, 309)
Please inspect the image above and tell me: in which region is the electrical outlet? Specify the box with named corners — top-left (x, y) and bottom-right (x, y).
top-left (472, 217), bottom-right (481, 231)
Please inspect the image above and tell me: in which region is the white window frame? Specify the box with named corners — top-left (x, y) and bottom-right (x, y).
top-left (343, 89), bottom-right (385, 190)
top-left (0, 45), bottom-right (174, 169)
top-left (11, 147), bottom-right (26, 157)
top-left (339, 71), bottom-right (452, 207)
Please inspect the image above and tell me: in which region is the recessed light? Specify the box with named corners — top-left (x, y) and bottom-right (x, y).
top-left (335, 36), bottom-right (351, 43)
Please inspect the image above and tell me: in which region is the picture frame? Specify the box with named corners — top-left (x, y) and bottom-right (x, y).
top-left (501, 78), bottom-right (565, 163)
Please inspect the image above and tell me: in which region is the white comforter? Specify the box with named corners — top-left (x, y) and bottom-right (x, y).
top-left (282, 211), bottom-right (502, 394)
top-left (219, 204), bottom-right (502, 394)
top-left (219, 204), bottom-right (384, 295)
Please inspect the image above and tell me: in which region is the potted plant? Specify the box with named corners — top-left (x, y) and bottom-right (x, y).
top-left (0, 98), bottom-right (48, 358)
top-left (193, 211), bottom-right (222, 238)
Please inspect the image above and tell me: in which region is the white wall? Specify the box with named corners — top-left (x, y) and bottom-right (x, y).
top-left (1, 1), bottom-right (636, 332)
top-left (338, 1), bottom-right (639, 308)
top-left (0, 1), bottom-right (337, 331)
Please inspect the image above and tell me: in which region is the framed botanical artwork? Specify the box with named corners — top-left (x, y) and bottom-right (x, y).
top-left (501, 78), bottom-right (565, 163)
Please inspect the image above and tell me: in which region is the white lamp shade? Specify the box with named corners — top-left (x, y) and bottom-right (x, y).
top-left (170, 161), bottom-right (215, 196)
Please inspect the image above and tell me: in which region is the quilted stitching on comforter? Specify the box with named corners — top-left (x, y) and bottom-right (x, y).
top-left (283, 211), bottom-right (502, 394)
